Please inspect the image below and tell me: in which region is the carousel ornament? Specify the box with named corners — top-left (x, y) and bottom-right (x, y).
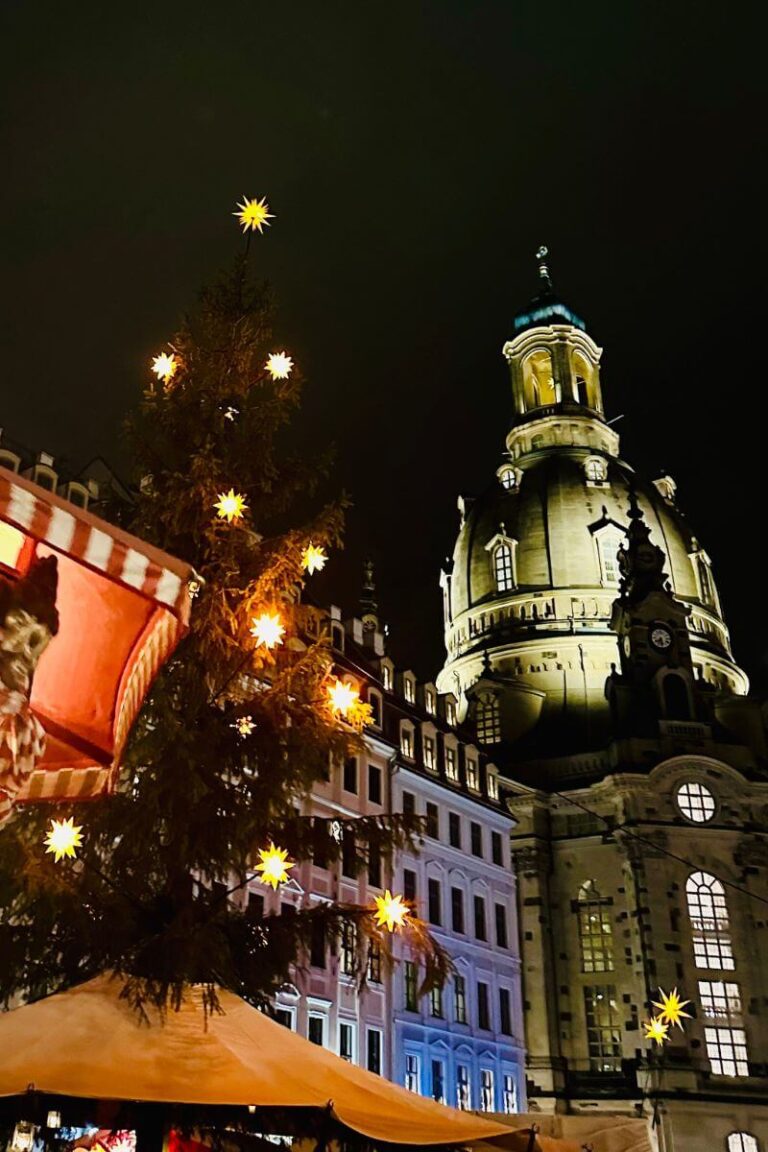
top-left (0, 556), bottom-right (59, 826)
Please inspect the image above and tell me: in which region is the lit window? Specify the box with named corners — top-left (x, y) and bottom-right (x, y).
top-left (425, 689), bottom-right (436, 714)
top-left (499, 467), bottom-right (517, 490)
top-left (687, 871), bottom-right (734, 970)
top-left (598, 531), bottom-right (623, 586)
top-left (466, 758), bottom-right (479, 790)
top-left (494, 544), bottom-right (514, 592)
top-left (477, 698), bottom-right (501, 745)
top-left (404, 677), bottom-right (415, 703)
top-left (382, 665), bottom-right (392, 691)
top-left (423, 735), bottom-right (436, 770)
top-left (0, 522), bottom-right (25, 571)
top-left (339, 1020), bottom-right (356, 1062)
top-left (454, 973), bottom-right (467, 1022)
top-left (699, 980), bottom-right (742, 1020)
top-left (405, 1052), bottom-right (420, 1093)
top-left (577, 881), bottom-right (614, 973)
top-left (445, 746), bottom-right (458, 781)
top-left (502, 1073), bottom-right (517, 1114)
top-left (677, 781), bottom-right (716, 823)
top-left (480, 1068), bottom-right (495, 1111)
top-left (446, 699), bottom-right (457, 726)
top-left (728, 1135), bottom-right (759, 1152)
top-left (585, 457), bottom-right (607, 483)
top-left (456, 1064), bottom-right (471, 1110)
top-left (430, 985), bottom-right (443, 1018)
top-left (583, 986), bottom-right (621, 1071)
top-left (487, 771), bottom-right (499, 800)
top-left (704, 1027), bottom-right (749, 1076)
top-left (401, 726), bottom-right (413, 759)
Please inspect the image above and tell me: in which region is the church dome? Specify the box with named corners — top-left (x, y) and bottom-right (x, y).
top-left (436, 252), bottom-right (747, 760)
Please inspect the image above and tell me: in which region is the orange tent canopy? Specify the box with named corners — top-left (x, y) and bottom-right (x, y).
top-left (0, 974), bottom-right (513, 1147)
top-left (0, 466), bottom-right (196, 804)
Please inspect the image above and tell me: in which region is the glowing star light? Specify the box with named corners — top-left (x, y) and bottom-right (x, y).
top-left (214, 489), bottom-right (248, 523)
top-left (373, 890), bottom-right (410, 933)
top-left (328, 679), bottom-right (358, 717)
top-left (265, 352), bottom-right (294, 380)
top-left (302, 543), bottom-right (327, 575)
top-left (234, 196), bottom-right (274, 234)
top-left (44, 818), bottom-right (83, 863)
top-left (250, 612), bottom-right (285, 649)
top-left (644, 1016), bottom-right (670, 1045)
top-left (151, 352), bottom-right (178, 386)
top-left (232, 715), bottom-right (256, 737)
top-left (652, 987), bottom-right (692, 1030)
top-left (255, 843), bottom-right (294, 890)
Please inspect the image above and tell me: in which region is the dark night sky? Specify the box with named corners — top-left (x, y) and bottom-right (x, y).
top-left (1, 2), bottom-right (766, 686)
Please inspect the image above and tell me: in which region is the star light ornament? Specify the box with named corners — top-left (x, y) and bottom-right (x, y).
top-left (235, 196), bottom-right (274, 234)
top-left (652, 987), bottom-right (692, 1030)
top-left (232, 715), bottom-right (256, 737)
top-left (644, 1016), bottom-right (670, 1045)
top-left (214, 489), bottom-right (248, 523)
top-left (302, 543), bottom-right (328, 575)
top-left (255, 843), bottom-right (294, 890)
top-left (151, 352), bottom-right (178, 386)
top-left (265, 352), bottom-right (293, 380)
top-left (373, 890), bottom-right (410, 933)
top-left (44, 818), bottom-right (83, 863)
top-left (328, 679), bottom-right (358, 717)
top-left (250, 612), bottom-right (285, 649)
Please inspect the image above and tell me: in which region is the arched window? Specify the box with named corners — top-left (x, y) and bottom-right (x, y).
top-left (687, 871), bottom-right (734, 970)
top-left (522, 349), bottom-right (557, 410)
top-left (728, 1135), bottom-right (759, 1152)
top-left (577, 881), bottom-right (614, 973)
top-left (597, 530), bottom-right (623, 586)
top-left (494, 544), bottom-right (514, 592)
top-left (477, 698), bottom-right (501, 745)
top-left (663, 672), bottom-right (692, 719)
top-left (498, 466), bottom-right (517, 490)
top-left (584, 457), bottom-right (607, 483)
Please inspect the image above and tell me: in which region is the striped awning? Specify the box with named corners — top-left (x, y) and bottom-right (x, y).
top-left (0, 465), bottom-right (196, 804)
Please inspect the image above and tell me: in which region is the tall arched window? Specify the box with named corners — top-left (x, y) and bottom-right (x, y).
top-left (728, 1135), bottom-right (759, 1152)
top-left (687, 871), bottom-right (734, 970)
top-left (494, 544), bottom-right (514, 592)
top-left (577, 881), bottom-right (614, 973)
top-left (597, 530), bottom-right (623, 586)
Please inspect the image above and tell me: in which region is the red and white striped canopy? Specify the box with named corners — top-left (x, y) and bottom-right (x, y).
top-left (0, 465), bottom-right (196, 803)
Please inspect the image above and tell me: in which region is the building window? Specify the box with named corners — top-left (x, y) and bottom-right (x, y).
top-left (577, 881), bottom-right (614, 973)
top-left (499, 466), bottom-right (517, 490)
top-left (425, 688), bottom-right (436, 715)
top-left (705, 1027), bottom-right (749, 1076)
top-left (494, 544), bottom-right (514, 592)
top-left (697, 556), bottom-right (715, 607)
top-left (585, 457), bottom-right (607, 483)
top-left (382, 665), bottom-right (393, 691)
top-left (405, 1052), bottom-right (420, 1093)
top-left (403, 868), bottom-right (417, 903)
top-left (339, 1020), bottom-right (356, 1062)
top-left (368, 692), bottom-right (382, 727)
top-left (404, 677), bottom-right (415, 703)
top-left (308, 1015), bottom-right (325, 1046)
top-left (499, 987), bottom-right (512, 1035)
top-left (431, 1059), bottom-right (446, 1103)
top-left (426, 802), bottom-right (439, 839)
top-left (368, 939), bottom-right (382, 983)
top-left (274, 1007), bottom-right (294, 1029)
top-left (687, 871), bottom-right (734, 970)
top-left (430, 985), bottom-right (444, 1018)
top-left (466, 758), bottom-right (479, 790)
top-left (401, 726), bottom-right (414, 759)
top-left (454, 973), bottom-right (468, 1023)
top-left (367, 763), bottom-right (382, 804)
top-left (677, 781), bottom-right (716, 823)
top-left (699, 980), bottom-right (742, 1020)
top-left (405, 961), bottom-right (419, 1011)
top-left (423, 734), bottom-right (436, 770)
top-left (480, 1068), bottom-right (495, 1111)
top-left (367, 1028), bottom-right (382, 1074)
top-left (428, 878), bottom-right (442, 925)
top-left (477, 981), bottom-right (491, 1030)
top-left (449, 812), bottom-right (461, 848)
top-left (310, 921), bottom-right (326, 969)
top-left (474, 894), bottom-right (487, 941)
top-left (402, 790), bottom-right (415, 816)
top-left (583, 986), bottom-right (622, 1072)
top-left (445, 745), bottom-right (458, 781)
top-left (451, 887), bottom-right (465, 934)
top-left (491, 830), bottom-right (503, 866)
top-left (502, 1073), bottom-right (517, 1114)
top-left (340, 922), bottom-right (356, 976)
top-left (495, 903), bottom-right (509, 949)
top-left (368, 843), bottom-right (381, 888)
top-left (456, 1064), bottom-right (471, 1110)
top-left (477, 698), bottom-right (501, 745)
top-left (446, 699), bottom-right (457, 726)
top-left (727, 1136), bottom-right (759, 1152)
top-left (488, 770), bottom-right (499, 800)
top-left (598, 530), bottom-right (623, 586)
top-left (341, 829), bottom-right (357, 877)
top-left (343, 757), bottom-right (358, 794)
top-left (470, 822), bottom-right (483, 858)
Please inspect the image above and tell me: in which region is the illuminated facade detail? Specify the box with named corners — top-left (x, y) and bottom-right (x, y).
top-left (677, 780), bottom-right (716, 823)
top-left (687, 871), bottom-right (735, 971)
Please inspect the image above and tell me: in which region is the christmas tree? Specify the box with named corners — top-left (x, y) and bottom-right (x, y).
top-left (0, 199), bottom-right (447, 1015)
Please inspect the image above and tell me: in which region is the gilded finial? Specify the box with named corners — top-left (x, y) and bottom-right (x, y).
top-left (536, 245), bottom-right (553, 290)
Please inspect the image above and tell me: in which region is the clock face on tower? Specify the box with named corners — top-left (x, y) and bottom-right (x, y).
top-left (649, 623), bottom-right (673, 652)
top-left (622, 634), bottom-right (632, 658)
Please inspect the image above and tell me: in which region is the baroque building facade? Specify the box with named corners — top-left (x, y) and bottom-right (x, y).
top-left (436, 252), bottom-right (768, 1152)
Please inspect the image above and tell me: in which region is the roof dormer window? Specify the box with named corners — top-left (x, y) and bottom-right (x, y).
top-left (403, 676), bottom-right (415, 704)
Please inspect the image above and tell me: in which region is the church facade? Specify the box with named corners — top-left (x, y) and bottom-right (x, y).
top-left (436, 251), bottom-right (768, 1152)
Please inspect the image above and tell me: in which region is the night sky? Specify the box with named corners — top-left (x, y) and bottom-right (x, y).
top-left (2, 2), bottom-right (766, 686)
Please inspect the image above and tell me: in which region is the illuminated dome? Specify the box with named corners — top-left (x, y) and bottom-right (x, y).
top-left (436, 251), bottom-right (747, 759)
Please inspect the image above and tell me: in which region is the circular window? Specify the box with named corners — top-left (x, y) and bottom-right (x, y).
top-left (676, 781), bottom-right (716, 823)
top-left (498, 467), bottom-right (517, 490)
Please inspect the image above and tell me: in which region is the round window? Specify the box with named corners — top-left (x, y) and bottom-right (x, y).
top-left (676, 781), bottom-right (716, 823)
top-left (499, 467), bottom-right (516, 490)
